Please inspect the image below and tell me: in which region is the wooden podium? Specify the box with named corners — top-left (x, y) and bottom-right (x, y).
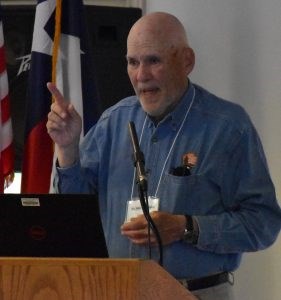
top-left (0, 258), bottom-right (196, 300)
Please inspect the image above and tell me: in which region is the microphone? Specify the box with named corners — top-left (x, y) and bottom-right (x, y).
top-left (128, 121), bottom-right (163, 266)
top-left (128, 121), bottom-right (147, 192)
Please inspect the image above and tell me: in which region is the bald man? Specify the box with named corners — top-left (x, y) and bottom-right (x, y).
top-left (47, 12), bottom-right (281, 300)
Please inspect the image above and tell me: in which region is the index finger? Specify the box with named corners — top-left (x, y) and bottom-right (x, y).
top-left (47, 82), bottom-right (66, 106)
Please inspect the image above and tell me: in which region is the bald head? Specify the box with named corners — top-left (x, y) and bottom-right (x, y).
top-left (126, 12), bottom-right (195, 120)
top-left (127, 12), bottom-right (189, 50)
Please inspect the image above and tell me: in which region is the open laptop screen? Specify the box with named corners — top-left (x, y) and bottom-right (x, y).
top-left (0, 194), bottom-right (108, 258)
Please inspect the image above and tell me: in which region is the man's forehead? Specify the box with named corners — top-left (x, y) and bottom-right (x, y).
top-left (127, 37), bottom-right (172, 57)
top-left (128, 28), bottom-right (169, 45)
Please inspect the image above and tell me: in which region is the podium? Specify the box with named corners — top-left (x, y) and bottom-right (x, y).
top-left (0, 258), bottom-right (196, 299)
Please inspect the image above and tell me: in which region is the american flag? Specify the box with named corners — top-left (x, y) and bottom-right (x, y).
top-left (0, 6), bottom-right (14, 193)
top-left (21, 0), bottom-right (100, 193)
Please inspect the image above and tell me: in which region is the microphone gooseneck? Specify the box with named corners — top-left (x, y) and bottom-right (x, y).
top-left (128, 121), bottom-right (163, 266)
top-left (128, 122), bottom-right (147, 192)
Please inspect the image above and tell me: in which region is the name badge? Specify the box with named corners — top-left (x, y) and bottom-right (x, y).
top-left (125, 196), bottom-right (159, 222)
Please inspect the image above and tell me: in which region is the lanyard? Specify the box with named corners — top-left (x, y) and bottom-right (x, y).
top-left (130, 87), bottom-right (196, 199)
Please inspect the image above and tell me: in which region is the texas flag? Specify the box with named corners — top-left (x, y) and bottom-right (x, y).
top-left (0, 6), bottom-right (14, 193)
top-left (21, 0), bottom-right (100, 193)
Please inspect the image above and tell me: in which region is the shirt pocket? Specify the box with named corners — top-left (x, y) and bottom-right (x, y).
top-left (161, 173), bottom-right (224, 215)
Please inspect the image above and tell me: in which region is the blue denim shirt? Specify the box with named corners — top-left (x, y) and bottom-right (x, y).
top-left (54, 82), bottom-right (281, 279)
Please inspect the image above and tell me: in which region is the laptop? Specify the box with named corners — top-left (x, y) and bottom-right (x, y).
top-left (0, 193), bottom-right (108, 258)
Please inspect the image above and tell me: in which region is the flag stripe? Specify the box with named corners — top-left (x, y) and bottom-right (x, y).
top-left (0, 118), bottom-right (13, 150)
top-left (1, 143), bottom-right (14, 176)
top-left (1, 94), bottom-right (10, 123)
top-left (0, 46), bottom-right (5, 73)
top-left (0, 68), bottom-right (8, 100)
top-left (21, 119), bottom-right (53, 193)
top-left (0, 5), bottom-right (14, 192)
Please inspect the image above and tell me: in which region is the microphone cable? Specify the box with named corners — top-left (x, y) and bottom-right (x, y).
top-left (137, 174), bottom-right (163, 266)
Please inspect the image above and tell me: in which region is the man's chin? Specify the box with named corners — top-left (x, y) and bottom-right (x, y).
top-left (141, 102), bottom-right (177, 121)
top-left (141, 106), bottom-right (165, 119)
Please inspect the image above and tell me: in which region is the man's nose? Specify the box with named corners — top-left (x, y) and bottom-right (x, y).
top-left (136, 63), bottom-right (151, 82)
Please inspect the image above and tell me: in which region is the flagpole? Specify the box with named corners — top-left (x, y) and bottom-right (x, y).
top-left (52, 0), bottom-right (62, 87)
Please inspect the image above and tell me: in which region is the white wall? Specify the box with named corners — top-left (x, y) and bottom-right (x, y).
top-left (145, 1), bottom-right (281, 300)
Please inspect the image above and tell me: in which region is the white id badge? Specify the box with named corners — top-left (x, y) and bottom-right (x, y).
top-left (125, 196), bottom-right (159, 222)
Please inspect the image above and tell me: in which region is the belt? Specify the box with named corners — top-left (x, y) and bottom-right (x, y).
top-left (178, 272), bottom-right (230, 291)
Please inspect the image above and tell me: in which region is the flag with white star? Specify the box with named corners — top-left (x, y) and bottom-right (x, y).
top-left (21, 0), bottom-right (100, 193)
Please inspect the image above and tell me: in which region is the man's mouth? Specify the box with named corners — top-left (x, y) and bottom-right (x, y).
top-left (140, 87), bottom-right (159, 95)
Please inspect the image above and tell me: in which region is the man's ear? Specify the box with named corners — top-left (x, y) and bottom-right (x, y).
top-left (184, 47), bottom-right (195, 75)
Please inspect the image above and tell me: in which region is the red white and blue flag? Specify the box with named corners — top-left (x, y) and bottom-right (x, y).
top-left (21, 0), bottom-right (100, 193)
top-left (0, 6), bottom-right (14, 193)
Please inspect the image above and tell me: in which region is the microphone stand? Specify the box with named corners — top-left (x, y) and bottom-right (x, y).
top-left (128, 122), bottom-right (163, 266)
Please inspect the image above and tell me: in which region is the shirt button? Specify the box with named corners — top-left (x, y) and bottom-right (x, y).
top-left (172, 122), bottom-right (178, 130)
top-left (151, 136), bottom-right (158, 143)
